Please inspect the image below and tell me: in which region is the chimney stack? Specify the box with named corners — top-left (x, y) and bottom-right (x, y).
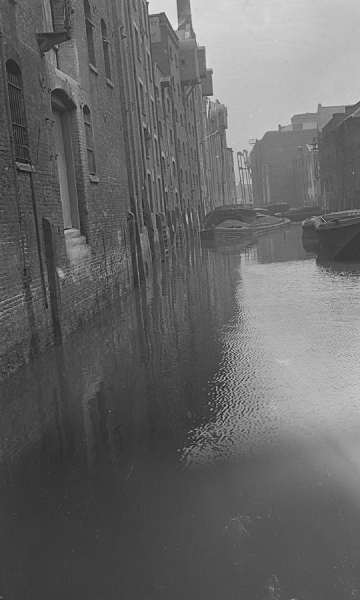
top-left (177, 0), bottom-right (194, 37)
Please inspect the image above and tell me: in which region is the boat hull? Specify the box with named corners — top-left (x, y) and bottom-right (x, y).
top-left (283, 207), bottom-right (324, 222)
top-left (315, 217), bottom-right (360, 260)
top-left (302, 210), bottom-right (360, 243)
top-left (200, 218), bottom-right (291, 241)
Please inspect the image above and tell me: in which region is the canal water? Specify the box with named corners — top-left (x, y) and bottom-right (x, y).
top-left (2, 225), bottom-right (360, 599)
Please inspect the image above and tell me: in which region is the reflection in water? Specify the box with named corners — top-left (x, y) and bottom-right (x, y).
top-left (1, 225), bottom-right (360, 599)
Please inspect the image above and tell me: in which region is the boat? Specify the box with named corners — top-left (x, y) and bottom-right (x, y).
top-left (313, 214), bottom-right (360, 259)
top-left (263, 203), bottom-right (290, 216)
top-left (200, 214), bottom-right (291, 241)
top-left (302, 210), bottom-right (360, 241)
top-left (200, 205), bottom-right (257, 240)
top-left (281, 206), bottom-right (324, 222)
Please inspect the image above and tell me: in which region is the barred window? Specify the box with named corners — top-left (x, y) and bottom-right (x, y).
top-left (84, 0), bottom-right (96, 67)
top-left (101, 19), bottom-right (111, 80)
top-left (83, 105), bottom-right (96, 174)
top-left (6, 60), bottom-right (30, 163)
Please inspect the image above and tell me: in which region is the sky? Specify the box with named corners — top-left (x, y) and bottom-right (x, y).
top-left (147, 0), bottom-right (360, 173)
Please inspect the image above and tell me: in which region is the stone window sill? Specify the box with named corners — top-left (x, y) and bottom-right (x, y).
top-left (89, 64), bottom-right (98, 75)
top-left (106, 78), bottom-right (114, 88)
top-left (89, 175), bottom-right (99, 183)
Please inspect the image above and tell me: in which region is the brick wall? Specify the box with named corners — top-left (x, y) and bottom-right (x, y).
top-left (0, 0), bottom-right (133, 380)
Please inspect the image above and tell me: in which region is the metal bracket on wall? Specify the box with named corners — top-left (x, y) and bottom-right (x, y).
top-left (37, 31), bottom-right (71, 57)
top-left (182, 79), bottom-right (200, 102)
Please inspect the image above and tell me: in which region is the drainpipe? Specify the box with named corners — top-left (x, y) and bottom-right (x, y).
top-left (0, 14), bottom-right (27, 273)
top-left (28, 163), bottom-right (48, 307)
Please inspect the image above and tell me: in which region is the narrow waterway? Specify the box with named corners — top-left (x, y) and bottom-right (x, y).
top-left (2, 225), bottom-right (360, 600)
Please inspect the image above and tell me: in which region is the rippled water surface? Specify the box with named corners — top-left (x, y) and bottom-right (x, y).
top-left (2, 225), bottom-right (360, 599)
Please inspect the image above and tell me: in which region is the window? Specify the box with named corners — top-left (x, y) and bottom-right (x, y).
top-left (178, 138), bottom-right (181, 152)
top-left (134, 26), bottom-right (141, 60)
top-left (84, 0), bottom-right (96, 67)
top-left (180, 113), bottom-right (183, 126)
top-left (144, 126), bottom-right (150, 158)
top-left (6, 60), bottom-right (30, 163)
top-left (83, 105), bottom-right (96, 174)
top-left (175, 108), bottom-right (178, 122)
top-left (169, 45), bottom-right (173, 59)
top-left (155, 138), bottom-right (160, 165)
top-left (151, 98), bottom-right (156, 126)
top-left (169, 128), bottom-right (173, 144)
top-left (185, 170), bottom-right (188, 183)
top-left (183, 141), bottom-right (186, 155)
top-left (101, 19), bottom-right (111, 80)
top-left (158, 120), bottom-right (163, 136)
top-left (139, 81), bottom-right (145, 114)
top-left (181, 168), bottom-right (183, 182)
top-left (161, 155), bottom-right (166, 171)
top-left (172, 161), bottom-right (176, 176)
top-left (147, 173), bottom-right (154, 212)
top-left (147, 52), bottom-right (152, 81)
top-left (166, 97), bottom-right (171, 114)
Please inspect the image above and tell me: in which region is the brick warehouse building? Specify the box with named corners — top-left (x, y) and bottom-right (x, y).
top-left (0, 0), bottom-right (134, 379)
top-left (1, 0), bottom-right (237, 380)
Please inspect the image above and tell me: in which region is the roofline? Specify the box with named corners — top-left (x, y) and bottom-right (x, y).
top-left (149, 12), bottom-right (179, 47)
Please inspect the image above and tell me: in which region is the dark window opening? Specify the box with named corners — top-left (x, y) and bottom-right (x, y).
top-left (144, 126), bottom-right (151, 158)
top-left (134, 27), bottom-right (141, 60)
top-left (83, 105), bottom-right (96, 174)
top-left (6, 60), bottom-right (30, 163)
top-left (139, 82), bottom-right (145, 114)
top-left (101, 19), bottom-right (111, 80)
top-left (84, 0), bottom-right (96, 66)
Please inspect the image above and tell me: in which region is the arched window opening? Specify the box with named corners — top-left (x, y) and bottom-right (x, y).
top-left (84, 0), bottom-right (96, 67)
top-left (101, 19), bottom-right (111, 80)
top-left (172, 161), bottom-right (176, 176)
top-left (83, 105), bottom-right (96, 174)
top-left (6, 60), bottom-right (30, 163)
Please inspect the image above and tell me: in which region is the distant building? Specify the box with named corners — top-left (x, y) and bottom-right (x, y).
top-left (251, 107), bottom-right (352, 208)
top-left (250, 125), bottom-right (318, 207)
top-left (293, 144), bottom-right (321, 206)
top-left (319, 101), bottom-right (360, 211)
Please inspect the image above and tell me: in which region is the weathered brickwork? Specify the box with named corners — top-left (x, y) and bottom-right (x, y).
top-left (1, 0), bottom-right (237, 381)
top-left (1, 0), bottom-right (132, 380)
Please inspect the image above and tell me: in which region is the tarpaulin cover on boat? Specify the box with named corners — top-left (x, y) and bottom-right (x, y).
top-left (203, 205), bottom-right (257, 230)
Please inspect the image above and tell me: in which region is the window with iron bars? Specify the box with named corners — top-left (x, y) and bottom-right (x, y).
top-left (6, 60), bottom-right (30, 163)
